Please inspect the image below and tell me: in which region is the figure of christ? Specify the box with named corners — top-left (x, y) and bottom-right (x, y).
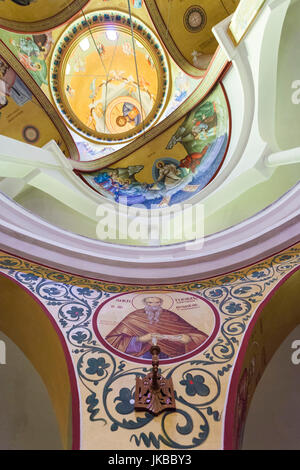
top-left (105, 296), bottom-right (209, 359)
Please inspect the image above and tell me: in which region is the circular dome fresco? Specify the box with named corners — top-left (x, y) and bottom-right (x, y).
top-left (50, 11), bottom-right (170, 144)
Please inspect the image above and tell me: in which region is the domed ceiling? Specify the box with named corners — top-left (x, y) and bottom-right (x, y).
top-left (50, 10), bottom-right (170, 144)
top-left (0, 0), bottom-right (237, 211)
top-left (79, 83), bottom-right (230, 208)
top-left (0, 0), bottom-right (237, 160)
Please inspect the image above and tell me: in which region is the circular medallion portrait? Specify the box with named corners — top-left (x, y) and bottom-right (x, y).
top-left (93, 290), bottom-right (220, 364)
top-left (184, 6), bottom-right (207, 33)
top-left (22, 125), bottom-right (39, 143)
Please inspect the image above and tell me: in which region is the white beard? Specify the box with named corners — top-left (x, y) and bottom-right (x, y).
top-left (144, 305), bottom-right (162, 324)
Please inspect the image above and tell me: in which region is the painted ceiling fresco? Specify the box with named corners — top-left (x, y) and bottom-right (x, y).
top-left (0, 0), bottom-right (90, 32)
top-left (95, 290), bottom-right (219, 364)
top-left (0, 245), bottom-right (299, 449)
top-left (65, 31), bottom-right (159, 137)
top-left (0, 0), bottom-right (236, 195)
top-left (79, 83), bottom-right (230, 207)
top-left (0, 43), bottom-right (78, 158)
top-left (50, 11), bottom-right (170, 145)
top-left (145, 0), bottom-right (239, 74)
top-left (0, 4), bottom-right (201, 161)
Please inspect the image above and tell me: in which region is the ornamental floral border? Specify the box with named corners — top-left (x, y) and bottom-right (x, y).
top-left (0, 245), bottom-right (299, 449)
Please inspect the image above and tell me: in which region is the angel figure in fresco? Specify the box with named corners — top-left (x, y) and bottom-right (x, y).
top-left (66, 84), bottom-right (75, 98)
top-left (166, 100), bottom-right (219, 174)
top-left (89, 102), bottom-right (104, 132)
top-left (167, 101), bottom-right (218, 152)
top-left (89, 79), bottom-right (98, 100)
top-left (138, 76), bottom-right (150, 91)
top-left (122, 42), bottom-right (132, 56)
top-left (96, 43), bottom-right (105, 56)
top-left (73, 56), bottom-right (85, 73)
top-left (105, 296), bottom-right (208, 359)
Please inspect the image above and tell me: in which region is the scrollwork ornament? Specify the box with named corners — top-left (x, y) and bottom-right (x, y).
top-left (0, 246), bottom-right (298, 449)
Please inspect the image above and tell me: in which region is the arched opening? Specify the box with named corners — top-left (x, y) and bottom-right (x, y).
top-left (224, 268), bottom-right (300, 449)
top-left (0, 331), bottom-right (63, 449)
top-left (242, 324), bottom-right (300, 449)
top-left (0, 273), bottom-right (78, 449)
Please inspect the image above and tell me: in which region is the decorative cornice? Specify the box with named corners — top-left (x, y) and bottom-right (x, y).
top-left (0, 183), bottom-right (298, 284)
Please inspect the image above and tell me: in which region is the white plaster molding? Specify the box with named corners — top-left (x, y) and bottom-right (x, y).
top-left (265, 147), bottom-right (300, 167)
top-left (0, 183), bottom-right (298, 283)
top-left (257, 0), bottom-right (292, 150)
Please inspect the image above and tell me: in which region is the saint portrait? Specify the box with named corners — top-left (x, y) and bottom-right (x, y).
top-left (94, 291), bottom-right (219, 363)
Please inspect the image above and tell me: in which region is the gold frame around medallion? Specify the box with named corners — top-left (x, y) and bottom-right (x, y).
top-left (50, 14), bottom-right (171, 145)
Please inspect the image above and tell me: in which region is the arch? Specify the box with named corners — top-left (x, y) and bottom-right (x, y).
top-left (0, 273), bottom-right (80, 449)
top-left (223, 267), bottom-right (300, 449)
top-left (242, 324), bottom-right (300, 449)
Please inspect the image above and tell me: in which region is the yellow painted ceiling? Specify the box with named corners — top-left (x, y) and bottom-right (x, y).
top-left (0, 0), bottom-right (241, 162)
top-left (0, 0), bottom-right (89, 32)
top-left (146, 0), bottom-right (239, 69)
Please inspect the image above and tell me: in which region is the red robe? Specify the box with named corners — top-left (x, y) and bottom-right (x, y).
top-left (179, 146), bottom-right (209, 173)
top-left (105, 308), bottom-right (208, 358)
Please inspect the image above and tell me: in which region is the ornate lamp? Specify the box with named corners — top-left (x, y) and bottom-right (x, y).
top-left (134, 341), bottom-right (176, 415)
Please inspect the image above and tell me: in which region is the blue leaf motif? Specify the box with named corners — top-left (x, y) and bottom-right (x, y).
top-left (114, 388), bottom-right (135, 415)
top-left (86, 357), bottom-right (110, 376)
top-left (180, 373), bottom-right (210, 397)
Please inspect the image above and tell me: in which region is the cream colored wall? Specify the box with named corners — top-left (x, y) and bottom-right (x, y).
top-left (0, 332), bottom-right (62, 450)
top-left (243, 325), bottom-right (300, 449)
top-left (204, 163), bottom-right (300, 235)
